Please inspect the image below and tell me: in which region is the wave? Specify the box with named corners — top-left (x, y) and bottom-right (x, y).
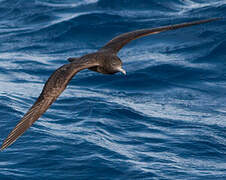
top-left (0, 1), bottom-right (225, 179)
top-left (97, 0), bottom-right (184, 11)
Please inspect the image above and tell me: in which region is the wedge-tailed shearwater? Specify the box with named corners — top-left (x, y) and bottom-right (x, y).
top-left (1, 18), bottom-right (220, 150)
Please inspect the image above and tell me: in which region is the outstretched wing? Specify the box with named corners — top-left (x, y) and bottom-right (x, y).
top-left (100, 18), bottom-right (220, 54)
top-left (1, 59), bottom-right (99, 150)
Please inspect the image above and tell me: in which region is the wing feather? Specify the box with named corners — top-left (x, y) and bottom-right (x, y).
top-left (100, 18), bottom-right (220, 53)
top-left (1, 60), bottom-right (99, 150)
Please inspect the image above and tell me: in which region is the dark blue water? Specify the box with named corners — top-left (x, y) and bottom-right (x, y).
top-left (0, 0), bottom-right (226, 179)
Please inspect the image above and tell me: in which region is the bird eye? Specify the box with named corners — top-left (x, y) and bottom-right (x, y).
top-left (112, 61), bottom-right (117, 65)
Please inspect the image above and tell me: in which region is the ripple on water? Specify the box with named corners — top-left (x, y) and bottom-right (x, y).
top-left (0, 0), bottom-right (226, 179)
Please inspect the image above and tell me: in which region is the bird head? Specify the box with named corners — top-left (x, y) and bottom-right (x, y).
top-left (111, 56), bottom-right (126, 75)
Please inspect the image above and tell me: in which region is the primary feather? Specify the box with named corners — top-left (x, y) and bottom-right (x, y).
top-left (1, 61), bottom-right (99, 150)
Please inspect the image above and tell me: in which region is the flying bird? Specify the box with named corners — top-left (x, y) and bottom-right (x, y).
top-left (1, 18), bottom-right (220, 150)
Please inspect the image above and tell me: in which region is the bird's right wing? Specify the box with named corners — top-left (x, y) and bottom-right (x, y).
top-left (1, 59), bottom-right (99, 150)
top-left (100, 18), bottom-right (220, 54)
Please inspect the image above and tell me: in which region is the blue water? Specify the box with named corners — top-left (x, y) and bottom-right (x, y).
top-left (0, 0), bottom-right (226, 179)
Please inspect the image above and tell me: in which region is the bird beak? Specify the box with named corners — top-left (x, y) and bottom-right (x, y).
top-left (117, 67), bottom-right (126, 75)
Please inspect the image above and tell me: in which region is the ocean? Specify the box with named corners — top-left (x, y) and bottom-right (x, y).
top-left (0, 0), bottom-right (225, 179)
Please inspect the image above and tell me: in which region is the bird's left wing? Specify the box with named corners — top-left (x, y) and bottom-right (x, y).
top-left (100, 18), bottom-right (220, 54)
top-left (1, 59), bottom-right (99, 150)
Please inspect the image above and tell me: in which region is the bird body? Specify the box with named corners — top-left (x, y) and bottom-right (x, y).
top-left (1, 17), bottom-right (220, 150)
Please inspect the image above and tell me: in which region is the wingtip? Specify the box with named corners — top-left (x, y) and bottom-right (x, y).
top-left (1, 144), bottom-right (6, 151)
top-left (1, 140), bottom-right (16, 151)
top-left (208, 17), bottom-right (222, 21)
top-left (196, 17), bottom-right (222, 24)
top-left (1, 141), bottom-right (9, 151)
top-left (1, 137), bottom-right (16, 151)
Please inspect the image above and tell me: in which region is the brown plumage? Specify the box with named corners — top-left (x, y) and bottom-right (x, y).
top-left (1, 18), bottom-right (220, 150)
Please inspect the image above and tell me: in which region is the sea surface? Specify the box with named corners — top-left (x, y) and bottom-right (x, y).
top-left (0, 0), bottom-right (226, 179)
